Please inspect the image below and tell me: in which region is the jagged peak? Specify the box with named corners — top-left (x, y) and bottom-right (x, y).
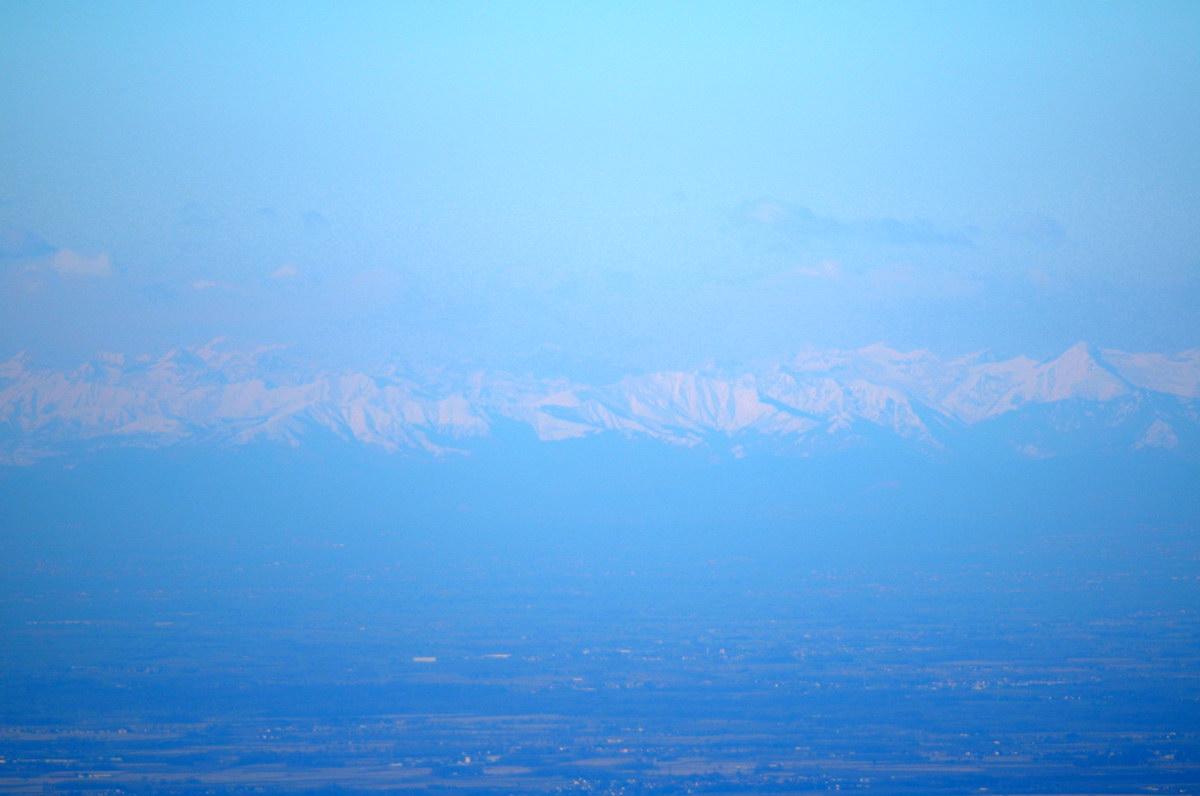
top-left (788, 345), bottom-right (854, 369)
top-left (1048, 341), bottom-right (1113, 367)
top-left (193, 336), bottom-right (231, 361)
top-left (857, 342), bottom-right (934, 361)
top-left (1044, 341), bottom-right (1129, 382)
top-left (0, 350), bottom-right (32, 378)
top-left (1099, 348), bottom-right (1200, 398)
top-left (951, 349), bottom-right (997, 366)
top-left (3, 340), bottom-right (1197, 466)
top-left (156, 346), bottom-right (207, 368)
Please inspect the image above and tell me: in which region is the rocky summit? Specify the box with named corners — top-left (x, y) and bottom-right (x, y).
top-left (2, 341), bottom-right (1198, 466)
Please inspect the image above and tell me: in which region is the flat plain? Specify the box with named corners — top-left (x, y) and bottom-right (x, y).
top-left (3, 519), bottom-right (1199, 795)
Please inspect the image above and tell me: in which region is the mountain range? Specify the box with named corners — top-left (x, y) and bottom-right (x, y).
top-left (2, 341), bottom-right (1198, 466)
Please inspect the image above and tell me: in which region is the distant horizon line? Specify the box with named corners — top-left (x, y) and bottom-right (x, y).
top-left (6, 337), bottom-right (1200, 374)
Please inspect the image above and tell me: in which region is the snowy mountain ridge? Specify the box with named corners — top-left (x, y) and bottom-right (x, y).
top-left (2, 341), bottom-right (1198, 465)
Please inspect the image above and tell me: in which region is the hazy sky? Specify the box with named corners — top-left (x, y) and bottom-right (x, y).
top-left (1, 2), bottom-right (1197, 369)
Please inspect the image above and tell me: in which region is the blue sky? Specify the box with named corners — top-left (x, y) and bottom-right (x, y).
top-left (1, 2), bottom-right (1197, 369)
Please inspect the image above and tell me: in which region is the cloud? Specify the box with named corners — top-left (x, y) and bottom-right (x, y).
top-left (866, 263), bottom-right (982, 299)
top-left (347, 267), bottom-right (404, 296)
top-left (0, 225), bottom-right (54, 259)
top-left (271, 263), bottom-right (300, 280)
top-left (1026, 268), bottom-right (1068, 293)
top-left (738, 200), bottom-right (793, 226)
top-left (302, 210), bottom-right (329, 230)
top-left (734, 199), bottom-right (973, 248)
top-left (190, 279), bottom-right (234, 291)
top-left (1001, 214), bottom-right (1066, 247)
top-left (49, 249), bottom-right (112, 277)
top-left (795, 258), bottom-right (843, 279)
top-left (178, 202), bottom-right (219, 231)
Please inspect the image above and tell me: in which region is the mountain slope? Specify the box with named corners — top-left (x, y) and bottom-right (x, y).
top-left (2, 341), bottom-right (1197, 465)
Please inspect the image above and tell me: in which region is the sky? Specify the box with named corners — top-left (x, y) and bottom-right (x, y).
top-left (1, 2), bottom-right (1198, 372)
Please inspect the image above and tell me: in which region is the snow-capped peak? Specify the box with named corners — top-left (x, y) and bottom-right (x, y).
top-left (1, 341), bottom-right (1196, 465)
